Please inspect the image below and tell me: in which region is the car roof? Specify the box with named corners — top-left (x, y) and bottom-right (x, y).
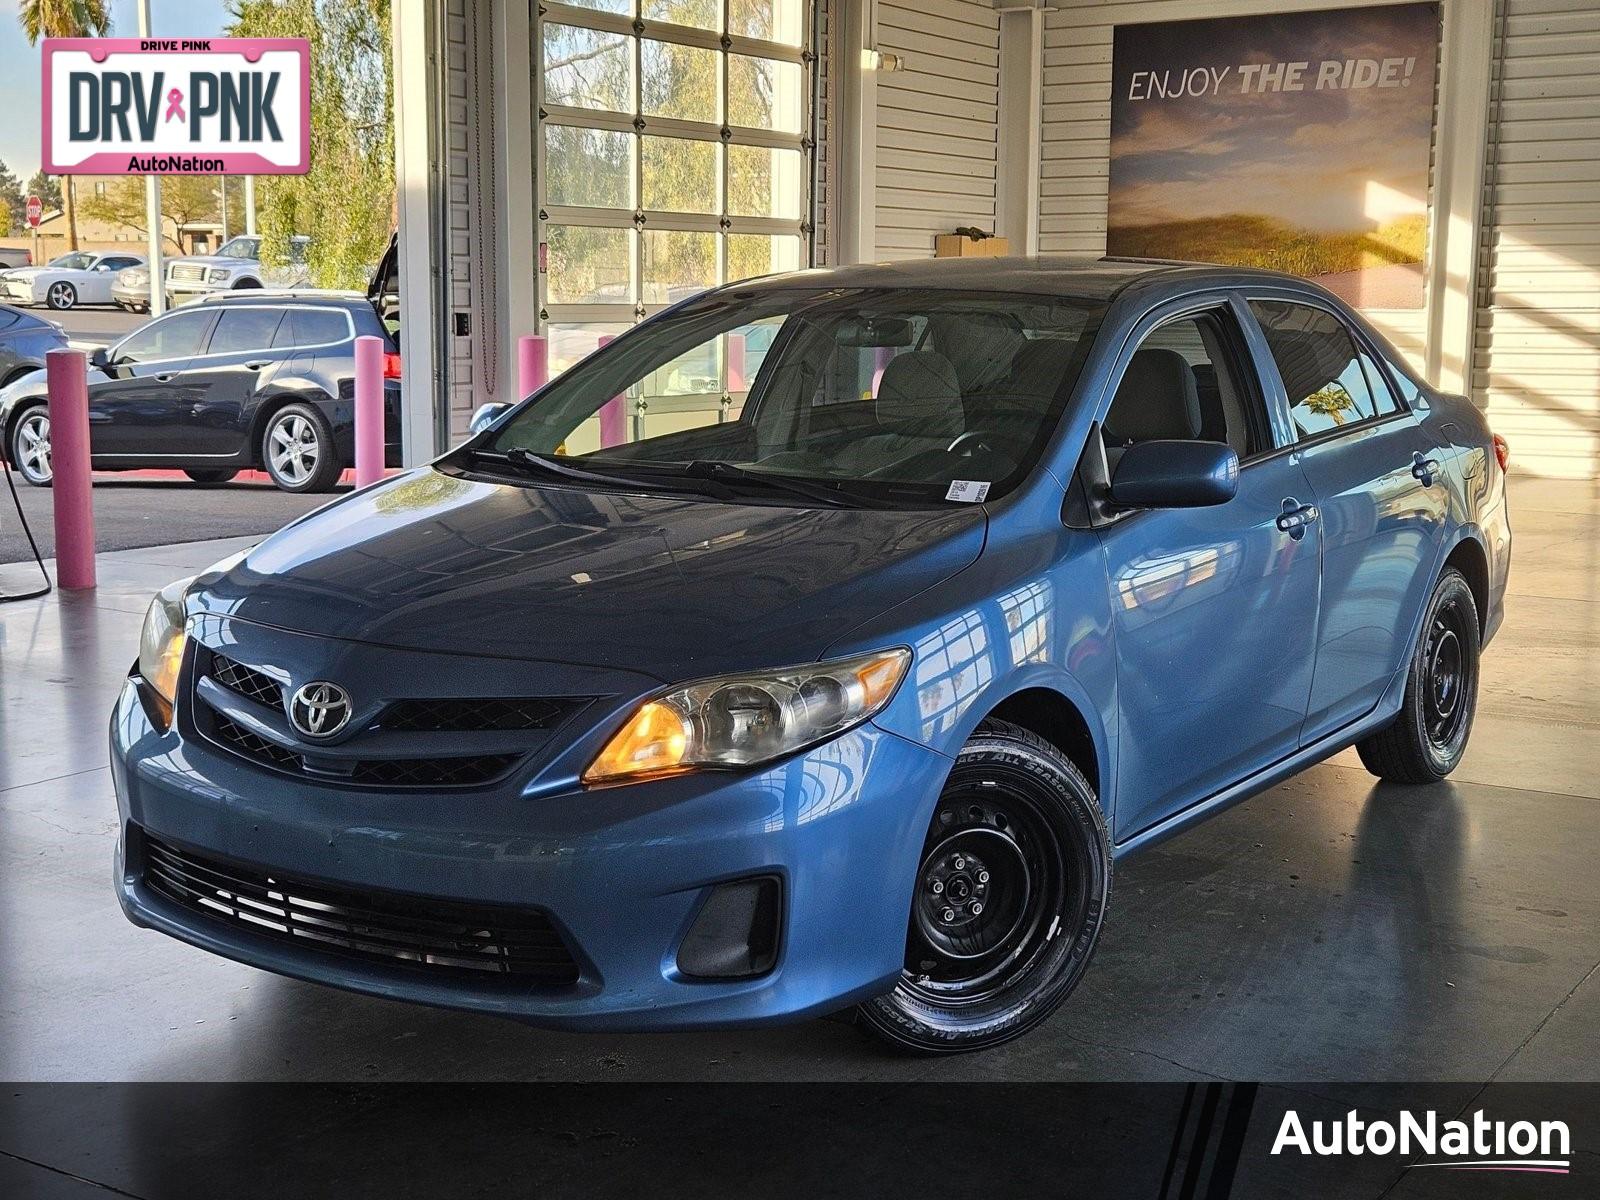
top-left (723, 255), bottom-right (1323, 304)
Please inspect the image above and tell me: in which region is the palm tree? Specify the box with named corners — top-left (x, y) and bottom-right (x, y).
top-left (19, 0), bottom-right (113, 252)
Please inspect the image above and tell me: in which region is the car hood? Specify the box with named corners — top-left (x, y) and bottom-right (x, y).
top-left (3, 267), bottom-right (52, 280)
top-left (194, 469), bottom-right (987, 681)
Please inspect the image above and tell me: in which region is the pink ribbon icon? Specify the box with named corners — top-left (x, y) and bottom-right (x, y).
top-left (164, 88), bottom-right (185, 123)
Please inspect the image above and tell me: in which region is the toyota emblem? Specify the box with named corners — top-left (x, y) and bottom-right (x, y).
top-left (287, 681), bottom-right (352, 739)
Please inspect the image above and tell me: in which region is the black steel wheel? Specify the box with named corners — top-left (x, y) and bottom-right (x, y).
top-left (856, 719), bottom-right (1110, 1054)
top-left (1356, 566), bottom-right (1480, 783)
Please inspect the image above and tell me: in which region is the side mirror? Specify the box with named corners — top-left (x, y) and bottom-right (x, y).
top-left (89, 346), bottom-right (111, 370)
top-left (1110, 440), bottom-right (1238, 509)
top-left (468, 402), bottom-right (509, 435)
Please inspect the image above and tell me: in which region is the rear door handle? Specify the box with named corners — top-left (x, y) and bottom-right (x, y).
top-left (1412, 451), bottom-right (1441, 486)
top-left (1276, 498), bottom-right (1319, 540)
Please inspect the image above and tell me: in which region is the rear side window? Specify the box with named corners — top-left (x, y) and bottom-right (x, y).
top-left (1249, 300), bottom-right (1396, 439)
top-left (208, 307), bottom-right (286, 355)
top-left (273, 307), bottom-right (351, 349)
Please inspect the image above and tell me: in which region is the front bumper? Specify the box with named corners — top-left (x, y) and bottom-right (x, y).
top-left (110, 678), bottom-right (950, 1030)
top-left (166, 279), bottom-right (227, 304)
top-left (3, 282), bottom-right (38, 304)
top-left (112, 284), bottom-right (150, 309)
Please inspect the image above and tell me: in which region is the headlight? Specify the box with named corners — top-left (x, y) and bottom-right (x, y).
top-left (137, 576), bottom-right (193, 727)
top-left (207, 268), bottom-right (229, 283)
top-left (584, 648), bottom-right (911, 785)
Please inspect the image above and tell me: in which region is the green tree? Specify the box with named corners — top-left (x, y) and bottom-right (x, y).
top-left (0, 160), bottom-right (23, 236)
top-left (79, 176), bottom-right (225, 252)
top-left (227, 0), bottom-right (394, 289)
top-left (18, 0), bottom-right (112, 251)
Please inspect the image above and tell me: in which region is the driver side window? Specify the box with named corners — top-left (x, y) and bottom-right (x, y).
top-left (113, 311), bottom-right (214, 364)
top-left (1103, 311), bottom-right (1264, 472)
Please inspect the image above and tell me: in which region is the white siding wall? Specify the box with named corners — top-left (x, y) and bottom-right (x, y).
top-left (873, 0), bottom-right (1001, 260)
top-left (1036, 0), bottom-right (1430, 373)
top-left (1475, 0), bottom-right (1600, 477)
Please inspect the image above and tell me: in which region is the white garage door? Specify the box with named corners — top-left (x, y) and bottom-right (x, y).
top-left (536, 0), bottom-right (814, 434)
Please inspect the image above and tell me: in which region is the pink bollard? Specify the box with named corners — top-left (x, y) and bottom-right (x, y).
top-left (597, 333), bottom-right (626, 448)
top-left (353, 335), bottom-right (385, 488)
top-left (727, 333), bottom-right (747, 394)
top-left (518, 334), bottom-right (549, 400)
top-left (46, 348), bottom-right (95, 589)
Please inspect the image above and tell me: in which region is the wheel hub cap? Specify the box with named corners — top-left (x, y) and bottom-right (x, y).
top-left (269, 415), bottom-right (318, 484)
top-left (1422, 602), bottom-right (1470, 751)
top-left (913, 826), bottom-right (1029, 962)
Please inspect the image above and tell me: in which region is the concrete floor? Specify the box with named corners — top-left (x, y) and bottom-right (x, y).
top-left (1, 475), bottom-right (1596, 1083)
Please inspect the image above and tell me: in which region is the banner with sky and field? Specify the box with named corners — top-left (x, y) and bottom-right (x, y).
top-left (1108, 3), bottom-right (1440, 310)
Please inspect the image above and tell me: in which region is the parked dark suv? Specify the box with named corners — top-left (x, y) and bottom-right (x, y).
top-left (0, 292), bottom-right (401, 493)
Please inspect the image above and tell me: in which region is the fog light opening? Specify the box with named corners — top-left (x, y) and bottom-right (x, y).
top-left (676, 875), bottom-right (782, 980)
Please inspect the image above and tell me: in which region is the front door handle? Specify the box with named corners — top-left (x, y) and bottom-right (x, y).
top-left (1276, 498), bottom-right (1319, 540)
top-left (152, 373), bottom-right (176, 383)
top-left (243, 360), bottom-right (271, 370)
top-left (1412, 451), bottom-right (1442, 486)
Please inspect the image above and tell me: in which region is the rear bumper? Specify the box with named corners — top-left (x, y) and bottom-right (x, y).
top-left (110, 679), bottom-right (949, 1029)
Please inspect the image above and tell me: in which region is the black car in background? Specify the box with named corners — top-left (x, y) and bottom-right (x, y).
top-left (0, 292), bottom-right (401, 493)
top-left (0, 303), bottom-right (68, 388)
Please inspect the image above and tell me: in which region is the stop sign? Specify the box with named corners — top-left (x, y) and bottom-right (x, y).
top-left (25, 194), bottom-right (42, 228)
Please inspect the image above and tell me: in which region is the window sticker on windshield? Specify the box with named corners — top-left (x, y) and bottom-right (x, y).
top-left (945, 480), bottom-right (991, 503)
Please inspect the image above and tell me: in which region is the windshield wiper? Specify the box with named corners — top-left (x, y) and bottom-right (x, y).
top-left (474, 446), bottom-right (658, 491)
top-left (678, 460), bottom-right (860, 508)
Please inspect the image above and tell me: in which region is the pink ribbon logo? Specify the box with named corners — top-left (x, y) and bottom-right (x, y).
top-left (164, 88), bottom-right (185, 123)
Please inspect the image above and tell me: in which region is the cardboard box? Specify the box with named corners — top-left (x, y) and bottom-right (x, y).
top-left (934, 234), bottom-right (1010, 258)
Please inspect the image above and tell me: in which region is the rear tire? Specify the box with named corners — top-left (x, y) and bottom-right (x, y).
top-left (1355, 567), bottom-right (1480, 784)
top-left (261, 403), bottom-right (341, 493)
top-left (855, 719), bottom-right (1111, 1054)
top-left (184, 468), bottom-right (239, 485)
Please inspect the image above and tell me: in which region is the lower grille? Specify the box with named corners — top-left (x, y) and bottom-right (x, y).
top-left (142, 832), bottom-right (580, 985)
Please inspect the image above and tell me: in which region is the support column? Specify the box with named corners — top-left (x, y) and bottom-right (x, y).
top-left (836, 0), bottom-right (878, 264)
top-left (494, 0), bottom-right (538, 405)
top-left (996, 6), bottom-right (1043, 255)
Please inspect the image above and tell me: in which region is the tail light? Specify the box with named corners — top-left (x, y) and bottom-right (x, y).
top-left (382, 351), bottom-right (402, 380)
top-left (1492, 433), bottom-right (1509, 473)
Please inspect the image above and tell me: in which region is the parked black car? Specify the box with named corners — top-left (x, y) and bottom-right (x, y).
top-left (0, 292), bottom-right (401, 493)
top-left (0, 303), bottom-right (68, 388)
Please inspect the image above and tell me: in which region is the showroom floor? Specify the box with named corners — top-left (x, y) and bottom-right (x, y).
top-left (1, 476), bottom-right (1596, 1083)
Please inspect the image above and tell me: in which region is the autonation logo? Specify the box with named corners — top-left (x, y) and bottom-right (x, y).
top-left (1273, 1108), bottom-right (1572, 1175)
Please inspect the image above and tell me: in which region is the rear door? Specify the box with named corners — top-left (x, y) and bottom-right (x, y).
top-left (89, 308), bottom-right (217, 457)
top-left (176, 305), bottom-right (289, 454)
top-left (1243, 297), bottom-right (1449, 743)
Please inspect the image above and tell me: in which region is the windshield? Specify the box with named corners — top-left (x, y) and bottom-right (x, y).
top-left (215, 237), bottom-right (261, 259)
top-left (481, 288), bottom-right (1102, 506)
top-left (51, 253), bottom-right (94, 270)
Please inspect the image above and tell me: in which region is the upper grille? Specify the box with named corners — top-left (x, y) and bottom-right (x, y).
top-left (141, 831), bottom-right (580, 985)
top-left (169, 264), bottom-right (207, 282)
top-left (211, 655), bottom-right (283, 708)
top-left (379, 697), bottom-right (579, 733)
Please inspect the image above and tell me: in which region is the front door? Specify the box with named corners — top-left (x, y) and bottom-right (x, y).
top-left (1244, 298), bottom-right (1449, 742)
top-left (1093, 302), bottom-right (1321, 838)
top-left (89, 308), bottom-right (217, 458)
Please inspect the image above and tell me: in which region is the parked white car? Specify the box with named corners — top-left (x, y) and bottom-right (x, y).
top-left (1, 251), bottom-right (146, 311)
top-left (165, 234), bottom-right (310, 305)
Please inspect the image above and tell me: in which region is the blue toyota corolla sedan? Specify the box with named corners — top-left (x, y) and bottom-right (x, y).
top-left (111, 258), bottom-right (1511, 1053)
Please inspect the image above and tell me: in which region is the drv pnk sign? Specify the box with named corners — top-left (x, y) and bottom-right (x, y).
top-left (42, 38), bottom-right (309, 175)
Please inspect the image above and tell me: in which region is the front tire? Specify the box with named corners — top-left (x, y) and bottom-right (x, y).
top-left (855, 720), bottom-right (1111, 1054)
top-left (261, 404), bottom-right (341, 493)
top-left (45, 282), bottom-right (77, 311)
top-left (8, 406), bottom-right (52, 486)
top-left (184, 468), bottom-right (239, 485)
top-left (1356, 567), bottom-right (1480, 784)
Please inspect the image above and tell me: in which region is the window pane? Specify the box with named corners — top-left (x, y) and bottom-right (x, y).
top-left (560, 0), bottom-right (630, 13)
top-left (726, 145), bottom-right (804, 218)
top-left (1357, 346), bottom-right (1401, 416)
top-left (730, 0), bottom-right (803, 45)
top-left (1249, 300), bottom-right (1380, 438)
top-left (544, 125), bottom-right (632, 209)
top-left (642, 230), bottom-right (716, 303)
top-left (209, 307), bottom-right (285, 354)
top-left (545, 225), bottom-right (633, 304)
top-left (285, 308), bottom-right (351, 348)
top-left (642, 0), bottom-right (719, 32)
top-left (546, 323), bottom-right (631, 455)
top-left (115, 311), bottom-right (212, 362)
top-left (727, 54), bottom-right (802, 132)
top-left (642, 136), bottom-right (718, 213)
top-left (726, 233), bottom-right (801, 283)
top-left (641, 40), bottom-right (719, 123)
top-left (543, 24), bottom-right (631, 112)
